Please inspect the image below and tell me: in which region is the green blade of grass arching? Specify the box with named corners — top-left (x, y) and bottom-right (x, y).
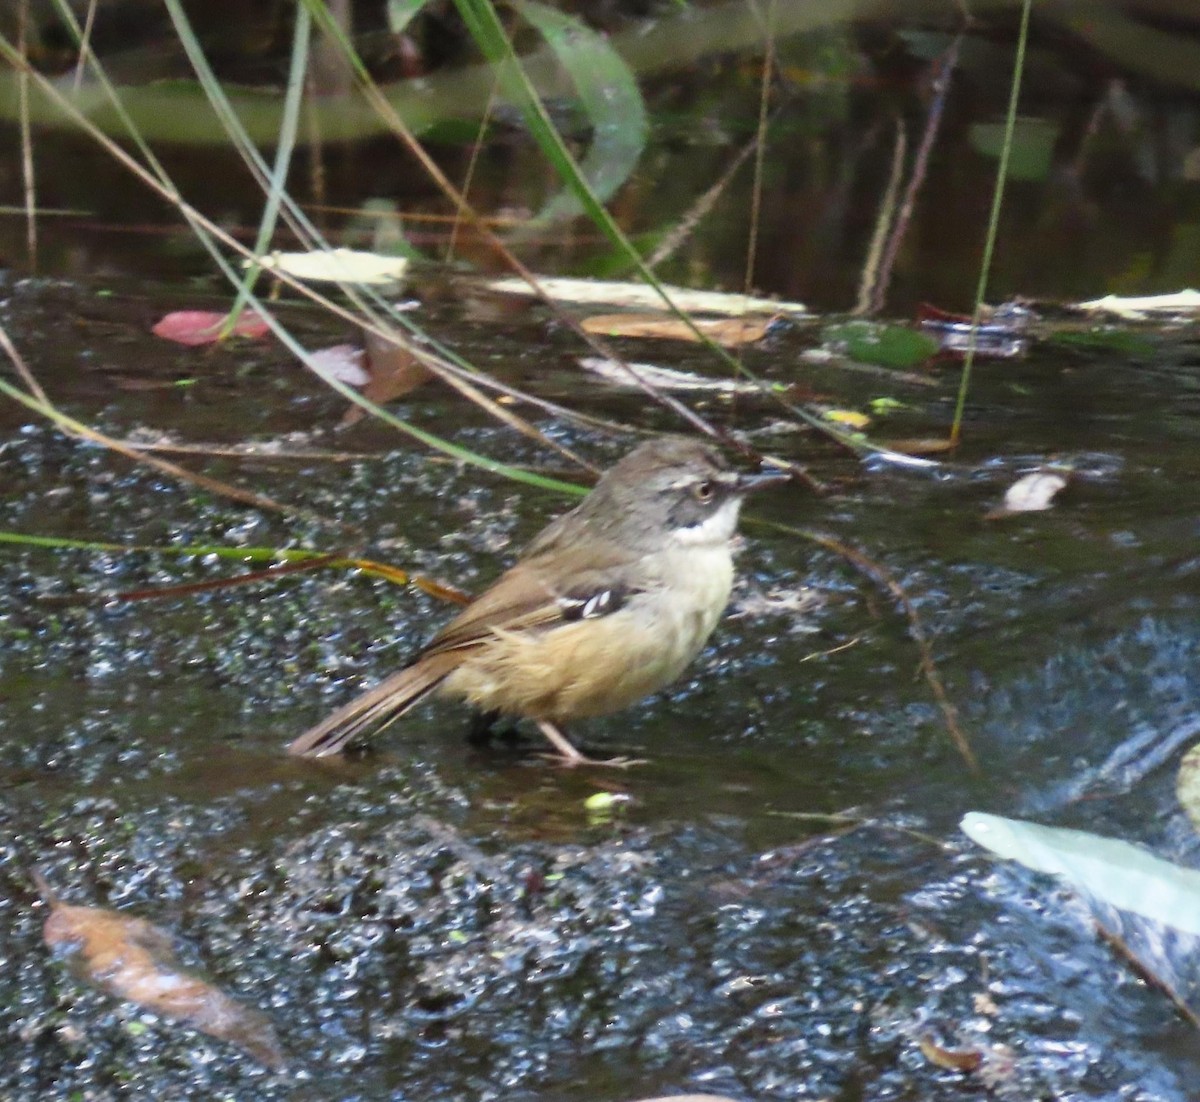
top-left (949, 0), bottom-right (1032, 447)
top-left (226, 3), bottom-right (311, 321)
top-left (455, 0), bottom-right (632, 254)
top-left (0, 532), bottom-right (332, 564)
top-left (510, 0), bottom-right (647, 228)
top-left (0, 532), bottom-right (448, 595)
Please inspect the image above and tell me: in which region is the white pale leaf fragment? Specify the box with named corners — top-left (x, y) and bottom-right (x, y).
top-left (1002, 470), bottom-right (1068, 514)
top-left (307, 344), bottom-right (368, 386)
top-left (251, 249), bottom-right (409, 285)
top-left (577, 356), bottom-right (760, 393)
top-left (962, 812), bottom-right (1200, 936)
top-left (1076, 289), bottom-right (1200, 319)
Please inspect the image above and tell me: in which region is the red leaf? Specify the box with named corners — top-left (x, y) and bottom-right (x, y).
top-left (152, 310), bottom-right (270, 346)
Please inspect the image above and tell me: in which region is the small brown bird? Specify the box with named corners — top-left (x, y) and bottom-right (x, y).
top-left (288, 437), bottom-right (787, 765)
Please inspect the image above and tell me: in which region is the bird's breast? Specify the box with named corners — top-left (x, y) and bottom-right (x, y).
top-left (442, 545), bottom-right (734, 721)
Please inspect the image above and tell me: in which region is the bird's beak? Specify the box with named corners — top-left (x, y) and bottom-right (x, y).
top-left (735, 464), bottom-right (791, 493)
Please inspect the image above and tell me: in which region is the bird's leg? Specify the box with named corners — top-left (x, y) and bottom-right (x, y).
top-left (467, 709), bottom-right (525, 749)
top-left (466, 708), bottom-right (501, 747)
top-left (534, 720), bottom-right (646, 769)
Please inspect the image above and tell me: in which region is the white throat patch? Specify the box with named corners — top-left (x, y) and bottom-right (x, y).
top-left (672, 496), bottom-right (743, 546)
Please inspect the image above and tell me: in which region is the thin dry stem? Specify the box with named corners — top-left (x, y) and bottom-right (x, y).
top-left (870, 34), bottom-right (962, 315)
top-left (854, 117), bottom-right (906, 316)
top-left (800, 527), bottom-right (978, 773)
top-left (17, 0), bottom-right (36, 269)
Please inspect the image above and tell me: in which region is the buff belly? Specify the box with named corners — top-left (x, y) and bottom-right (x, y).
top-left (439, 548), bottom-right (734, 721)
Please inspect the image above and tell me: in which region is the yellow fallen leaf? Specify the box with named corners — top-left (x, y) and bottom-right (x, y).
top-left (252, 248), bottom-right (409, 285)
top-left (820, 408), bottom-right (871, 429)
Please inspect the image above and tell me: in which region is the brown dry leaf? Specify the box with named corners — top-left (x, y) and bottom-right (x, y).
top-left (878, 437), bottom-right (957, 455)
top-left (341, 329), bottom-right (436, 426)
top-left (580, 313), bottom-right (772, 347)
top-left (36, 874), bottom-right (284, 1070)
top-left (917, 1034), bottom-right (984, 1073)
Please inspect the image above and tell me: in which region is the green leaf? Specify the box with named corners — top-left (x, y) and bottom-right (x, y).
top-left (969, 117), bottom-right (1058, 182)
top-left (823, 321), bottom-right (939, 370)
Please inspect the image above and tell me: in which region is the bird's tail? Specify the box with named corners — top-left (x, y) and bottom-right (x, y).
top-left (287, 657), bottom-right (452, 758)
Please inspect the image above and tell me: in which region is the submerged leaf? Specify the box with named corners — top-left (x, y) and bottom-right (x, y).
top-left (822, 320), bottom-right (939, 369)
top-left (36, 875), bottom-right (284, 1070)
top-left (152, 310), bottom-right (270, 346)
top-left (969, 117), bottom-right (1058, 181)
top-left (340, 330), bottom-right (436, 426)
top-left (962, 812), bottom-right (1200, 936)
top-left (917, 1034), bottom-right (984, 1073)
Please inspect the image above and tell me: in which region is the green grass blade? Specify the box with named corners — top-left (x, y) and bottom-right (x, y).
top-left (949, 0), bottom-right (1032, 446)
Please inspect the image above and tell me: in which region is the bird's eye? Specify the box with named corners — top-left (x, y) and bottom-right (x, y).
top-left (692, 479), bottom-right (715, 502)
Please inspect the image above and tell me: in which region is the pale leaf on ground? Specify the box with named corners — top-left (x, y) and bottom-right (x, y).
top-left (1076, 289), bottom-right (1200, 319)
top-left (988, 470), bottom-right (1069, 518)
top-left (962, 812), bottom-right (1200, 936)
top-left (577, 356), bottom-right (761, 393)
top-left (252, 248), bottom-right (409, 285)
top-left (307, 343), bottom-right (368, 386)
top-left (485, 275), bottom-right (808, 316)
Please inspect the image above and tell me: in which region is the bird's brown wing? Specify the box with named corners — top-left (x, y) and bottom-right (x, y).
top-left (422, 541), bottom-right (641, 657)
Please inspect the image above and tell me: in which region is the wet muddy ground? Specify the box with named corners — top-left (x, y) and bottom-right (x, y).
top-left (1, 275), bottom-right (1199, 1099)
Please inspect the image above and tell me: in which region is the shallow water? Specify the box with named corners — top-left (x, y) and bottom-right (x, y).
top-left (3, 3), bottom-right (1200, 1095)
top-left (0, 269), bottom-right (1198, 1099)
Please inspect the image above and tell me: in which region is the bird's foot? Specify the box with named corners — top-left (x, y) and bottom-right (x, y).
top-left (537, 750), bottom-right (648, 769)
top-left (534, 720), bottom-right (647, 768)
